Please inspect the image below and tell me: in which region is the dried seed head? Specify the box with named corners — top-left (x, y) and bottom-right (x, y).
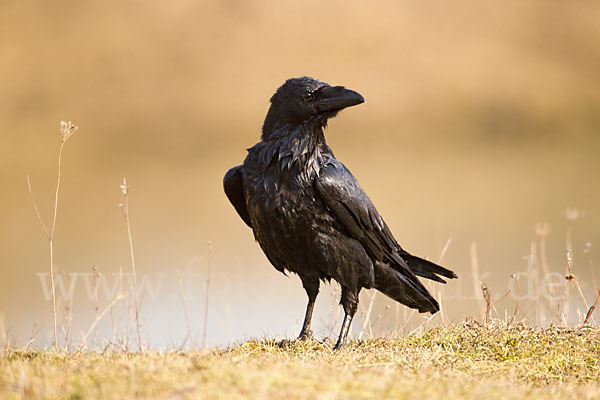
top-left (566, 207), bottom-right (584, 222)
top-left (565, 273), bottom-right (575, 281)
top-left (60, 120), bottom-right (78, 142)
top-left (120, 177), bottom-right (129, 196)
top-left (535, 222), bottom-right (550, 238)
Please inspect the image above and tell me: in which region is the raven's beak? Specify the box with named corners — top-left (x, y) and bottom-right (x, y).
top-left (316, 86), bottom-right (365, 113)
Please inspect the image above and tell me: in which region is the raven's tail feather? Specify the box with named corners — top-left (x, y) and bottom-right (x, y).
top-left (373, 261), bottom-right (439, 314)
top-left (400, 251), bottom-right (458, 284)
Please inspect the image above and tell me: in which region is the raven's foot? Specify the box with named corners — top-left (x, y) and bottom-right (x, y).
top-left (297, 329), bottom-right (313, 341)
top-left (277, 330), bottom-right (315, 348)
top-left (333, 337), bottom-right (345, 351)
top-left (277, 339), bottom-right (293, 348)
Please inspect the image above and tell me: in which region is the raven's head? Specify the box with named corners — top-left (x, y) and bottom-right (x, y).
top-left (262, 77), bottom-right (364, 139)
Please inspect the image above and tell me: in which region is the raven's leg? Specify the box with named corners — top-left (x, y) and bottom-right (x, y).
top-left (334, 286), bottom-right (359, 350)
top-left (298, 277), bottom-right (320, 340)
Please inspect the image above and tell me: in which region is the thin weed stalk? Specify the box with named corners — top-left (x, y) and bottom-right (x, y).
top-left (565, 208), bottom-right (580, 255)
top-left (583, 291), bottom-right (600, 326)
top-left (470, 242), bottom-right (485, 319)
top-left (110, 270), bottom-right (120, 349)
top-left (566, 253), bottom-right (595, 324)
top-left (120, 178), bottom-right (143, 352)
top-left (481, 282), bottom-right (491, 325)
top-left (63, 274), bottom-right (74, 351)
top-left (435, 237), bottom-right (452, 319)
top-left (92, 266), bottom-right (100, 348)
top-left (438, 290), bottom-right (445, 325)
top-left (177, 269), bottom-right (195, 349)
top-left (563, 208), bottom-right (581, 322)
top-left (585, 242), bottom-right (598, 292)
top-left (22, 325), bottom-right (42, 352)
top-left (536, 222), bottom-right (555, 316)
top-left (113, 265), bottom-right (127, 351)
top-left (512, 273), bottom-right (520, 321)
top-left (554, 251), bottom-right (573, 325)
top-left (0, 314), bottom-right (6, 361)
top-left (437, 237), bottom-right (453, 264)
top-left (26, 120), bottom-right (78, 351)
top-left (359, 291), bottom-right (377, 340)
top-left (201, 241), bottom-right (213, 348)
top-left (81, 293), bottom-right (125, 347)
top-left (530, 242), bottom-right (542, 325)
top-left (109, 300), bottom-right (118, 349)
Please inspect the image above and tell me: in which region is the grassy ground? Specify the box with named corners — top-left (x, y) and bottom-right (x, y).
top-left (1, 321), bottom-right (599, 399)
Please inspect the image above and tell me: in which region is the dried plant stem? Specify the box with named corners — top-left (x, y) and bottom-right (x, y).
top-left (585, 243), bottom-right (598, 292)
top-left (470, 243), bottom-right (480, 300)
top-left (50, 142), bottom-right (64, 239)
top-left (63, 275), bottom-right (75, 351)
top-left (48, 240), bottom-right (58, 351)
top-left (470, 242), bottom-right (487, 321)
top-left (583, 291), bottom-right (600, 326)
top-left (437, 237), bottom-right (453, 264)
top-left (359, 291), bottom-right (377, 340)
top-left (118, 265), bottom-right (127, 351)
top-left (536, 223), bottom-right (556, 316)
top-left (92, 266), bottom-right (100, 348)
top-left (554, 277), bottom-right (571, 326)
top-left (407, 313), bottom-right (436, 336)
top-left (26, 136), bottom-right (71, 352)
top-left (572, 280), bottom-right (590, 310)
top-left (535, 223), bottom-right (552, 324)
top-left (512, 274), bottom-right (520, 320)
top-left (109, 300), bottom-right (118, 349)
top-left (565, 208), bottom-right (579, 256)
top-left (481, 283), bottom-right (491, 324)
top-left (530, 242), bottom-right (543, 325)
top-left (112, 265), bottom-right (126, 351)
top-left (0, 314), bottom-right (6, 360)
top-left (23, 325), bottom-right (43, 353)
top-left (401, 308), bottom-right (417, 334)
top-left (82, 293), bottom-right (125, 346)
top-left (120, 178), bottom-right (143, 352)
top-left (26, 175), bottom-right (49, 239)
top-left (25, 123), bottom-right (78, 352)
top-left (438, 290), bottom-right (445, 325)
top-left (568, 261), bottom-right (594, 324)
top-left (177, 269), bottom-right (195, 349)
top-left (48, 142), bottom-right (66, 352)
top-left (202, 241), bottom-right (213, 348)
top-left (561, 250), bottom-right (577, 324)
top-left (433, 237), bottom-right (452, 316)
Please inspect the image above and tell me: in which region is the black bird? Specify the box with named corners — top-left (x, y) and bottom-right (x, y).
top-left (224, 77), bottom-right (457, 349)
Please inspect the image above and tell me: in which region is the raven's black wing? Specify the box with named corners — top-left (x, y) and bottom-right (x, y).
top-left (315, 161), bottom-right (456, 312)
top-left (223, 165), bottom-right (252, 228)
top-left (315, 163), bottom-right (410, 269)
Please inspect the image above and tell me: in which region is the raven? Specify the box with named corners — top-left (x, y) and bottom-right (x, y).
top-left (224, 77), bottom-right (457, 349)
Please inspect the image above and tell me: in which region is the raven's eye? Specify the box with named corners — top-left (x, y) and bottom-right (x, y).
top-left (302, 92), bottom-right (313, 102)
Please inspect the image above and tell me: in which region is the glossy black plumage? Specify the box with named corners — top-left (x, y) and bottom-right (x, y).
top-left (224, 77), bottom-right (457, 349)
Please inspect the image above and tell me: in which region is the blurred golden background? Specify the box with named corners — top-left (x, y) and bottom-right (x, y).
top-left (2, 0), bottom-right (600, 347)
